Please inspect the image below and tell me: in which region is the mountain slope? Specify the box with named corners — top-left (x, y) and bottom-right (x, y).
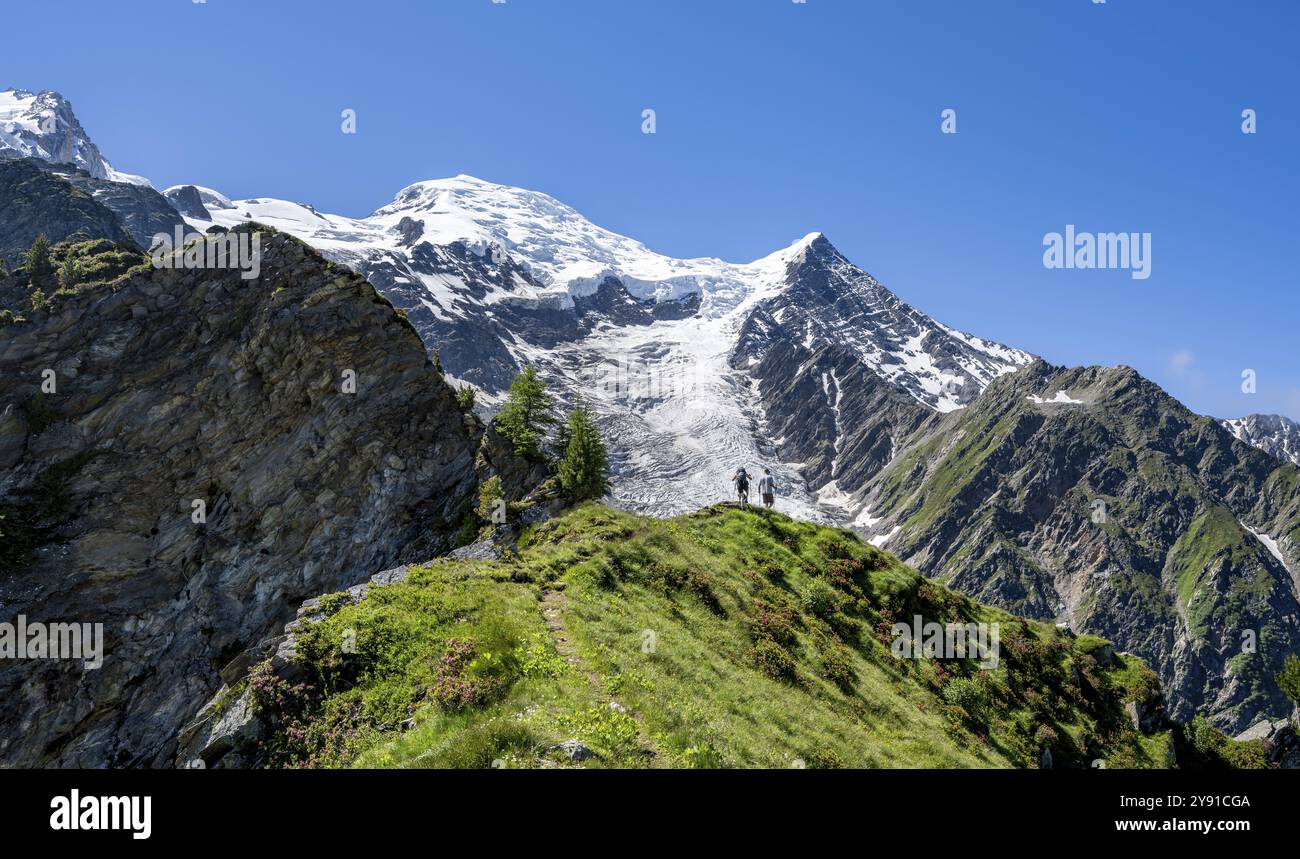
top-left (182, 503), bottom-right (1176, 769)
top-left (0, 225), bottom-right (480, 766)
top-left (852, 360), bottom-right (1300, 731)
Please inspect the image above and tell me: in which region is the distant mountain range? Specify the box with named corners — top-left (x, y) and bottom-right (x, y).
top-left (1223, 414), bottom-right (1300, 467)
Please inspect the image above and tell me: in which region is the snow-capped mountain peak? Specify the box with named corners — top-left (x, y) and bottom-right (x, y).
top-left (735, 234), bottom-right (1034, 413)
top-left (162, 171), bottom-right (1032, 518)
top-left (1223, 414), bottom-right (1300, 466)
top-left (169, 173), bottom-right (826, 317)
top-left (0, 88), bottom-right (149, 186)
top-left (367, 175), bottom-right (826, 314)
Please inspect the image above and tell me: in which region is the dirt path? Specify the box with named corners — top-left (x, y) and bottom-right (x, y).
top-left (539, 587), bottom-right (666, 768)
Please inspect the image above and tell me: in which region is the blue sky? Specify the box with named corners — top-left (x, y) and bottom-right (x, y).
top-left (6, 0), bottom-right (1297, 420)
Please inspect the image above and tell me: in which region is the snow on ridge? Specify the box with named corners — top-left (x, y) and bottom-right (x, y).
top-left (1244, 525), bottom-right (1296, 597)
top-left (870, 526), bottom-right (901, 548)
top-left (0, 89), bottom-right (43, 135)
top-left (1248, 527), bottom-right (1289, 570)
top-left (1221, 415), bottom-right (1300, 467)
top-left (163, 184), bottom-right (235, 209)
top-left (367, 175), bottom-right (822, 312)
top-left (936, 320), bottom-right (1036, 372)
top-left (181, 173), bottom-right (823, 316)
top-left (1027, 390), bottom-right (1084, 405)
top-left (769, 242), bottom-right (1035, 414)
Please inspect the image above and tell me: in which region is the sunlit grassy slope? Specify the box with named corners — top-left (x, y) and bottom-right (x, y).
top-left (250, 503), bottom-right (1178, 769)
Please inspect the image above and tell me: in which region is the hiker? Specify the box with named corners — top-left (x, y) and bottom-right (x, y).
top-left (758, 468), bottom-right (776, 509)
top-left (732, 467), bottom-right (750, 508)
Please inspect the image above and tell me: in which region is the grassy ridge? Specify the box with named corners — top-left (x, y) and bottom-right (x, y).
top-left (248, 504), bottom-right (1177, 769)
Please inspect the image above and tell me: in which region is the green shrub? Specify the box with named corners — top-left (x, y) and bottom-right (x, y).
top-left (821, 644), bottom-right (856, 689)
top-left (24, 234), bottom-right (54, 290)
top-left (801, 577), bottom-right (844, 618)
top-left (428, 717), bottom-right (539, 769)
top-left (1276, 654), bottom-right (1300, 711)
top-left (1033, 724), bottom-right (1059, 748)
top-left (748, 598), bottom-right (797, 646)
top-left (754, 637), bottom-right (797, 681)
top-left (941, 677), bottom-right (986, 713)
top-left (476, 475), bottom-right (504, 525)
top-left (806, 748), bottom-right (847, 769)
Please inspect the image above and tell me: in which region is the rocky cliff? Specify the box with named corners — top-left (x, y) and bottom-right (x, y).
top-left (0, 157), bottom-right (137, 266)
top-left (0, 226), bottom-right (480, 766)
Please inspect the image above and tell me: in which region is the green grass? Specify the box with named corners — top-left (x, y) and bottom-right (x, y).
top-left (1166, 506), bottom-right (1271, 640)
top-left (250, 503), bottom-right (1176, 769)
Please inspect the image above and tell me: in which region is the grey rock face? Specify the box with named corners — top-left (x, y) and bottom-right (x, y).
top-left (0, 158), bottom-right (136, 265)
top-left (475, 422), bottom-right (550, 503)
top-left (351, 239), bottom-right (551, 393)
top-left (734, 235), bottom-right (1032, 413)
top-left (728, 234), bottom-right (1027, 516)
top-left (161, 185), bottom-right (213, 222)
top-left (38, 162), bottom-right (188, 252)
top-left (449, 540), bottom-right (503, 561)
top-left (1233, 719), bottom-right (1300, 768)
top-left (177, 562), bottom-right (416, 768)
top-left (737, 338), bottom-right (932, 501)
top-left (0, 227), bottom-right (479, 767)
top-left (1125, 698), bottom-right (1166, 735)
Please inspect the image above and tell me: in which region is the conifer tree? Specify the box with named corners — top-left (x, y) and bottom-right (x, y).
top-left (556, 399), bottom-right (610, 502)
top-left (495, 366), bottom-right (556, 461)
top-left (25, 234), bottom-right (54, 291)
top-left (57, 253), bottom-right (81, 293)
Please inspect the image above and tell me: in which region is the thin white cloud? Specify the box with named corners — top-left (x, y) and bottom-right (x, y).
top-left (1169, 350), bottom-right (1194, 374)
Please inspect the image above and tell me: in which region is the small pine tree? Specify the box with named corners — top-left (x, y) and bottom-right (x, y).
top-left (476, 475), bottom-right (505, 524)
top-left (25, 234), bottom-right (54, 291)
top-left (1277, 654), bottom-right (1300, 713)
top-left (556, 399), bottom-right (610, 502)
top-left (455, 384), bottom-right (476, 412)
top-left (57, 253), bottom-right (82, 293)
top-left (29, 287), bottom-right (48, 313)
top-left (495, 366), bottom-right (556, 461)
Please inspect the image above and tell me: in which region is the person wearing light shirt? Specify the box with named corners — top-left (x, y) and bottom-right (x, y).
top-left (758, 468), bottom-right (776, 509)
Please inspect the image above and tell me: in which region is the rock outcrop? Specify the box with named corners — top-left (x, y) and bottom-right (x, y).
top-left (0, 157), bottom-right (137, 266)
top-left (176, 564), bottom-right (414, 769)
top-left (38, 160), bottom-right (188, 252)
top-left (0, 226), bottom-right (479, 766)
